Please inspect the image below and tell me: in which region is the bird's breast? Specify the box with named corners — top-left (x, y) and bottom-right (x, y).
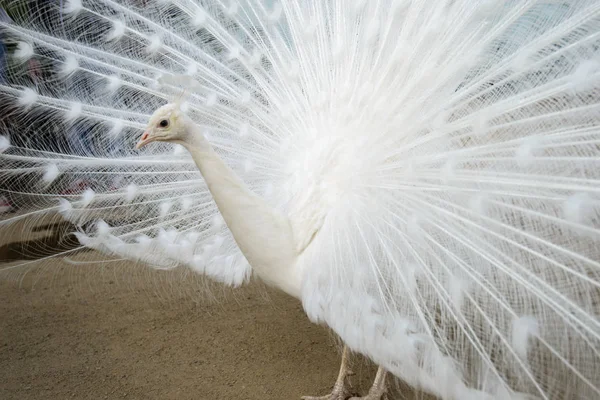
top-left (281, 129), bottom-right (375, 254)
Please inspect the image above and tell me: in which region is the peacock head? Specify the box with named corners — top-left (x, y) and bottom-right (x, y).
top-left (136, 103), bottom-right (188, 149)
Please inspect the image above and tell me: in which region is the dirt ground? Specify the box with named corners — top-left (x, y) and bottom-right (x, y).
top-left (0, 215), bottom-right (426, 400)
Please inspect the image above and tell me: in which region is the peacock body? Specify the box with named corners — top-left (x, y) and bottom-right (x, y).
top-left (1, 1), bottom-right (600, 399)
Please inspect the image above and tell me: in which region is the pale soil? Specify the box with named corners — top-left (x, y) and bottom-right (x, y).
top-left (0, 215), bottom-right (426, 400)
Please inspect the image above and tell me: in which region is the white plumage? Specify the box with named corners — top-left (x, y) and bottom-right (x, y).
top-left (1, 0), bottom-right (600, 399)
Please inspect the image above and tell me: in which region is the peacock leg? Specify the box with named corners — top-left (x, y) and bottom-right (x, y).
top-left (349, 366), bottom-right (387, 400)
top-left (301, 345), bottom-right (354, 400)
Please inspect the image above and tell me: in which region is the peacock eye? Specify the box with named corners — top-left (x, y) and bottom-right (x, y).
top-left (159, 119), bottom-right (169, 128)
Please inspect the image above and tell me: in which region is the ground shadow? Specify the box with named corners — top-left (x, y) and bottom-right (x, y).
top-left (0, 221), bottom-right (91, 263)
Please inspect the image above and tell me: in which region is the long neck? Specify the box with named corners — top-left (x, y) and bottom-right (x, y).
top-left (179, 122), bottom-right (301, 298)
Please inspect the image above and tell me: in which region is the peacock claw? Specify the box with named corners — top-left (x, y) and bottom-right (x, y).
top-left (301, 365), bottom-right (354, 399)
top-left (303, 347), bottom-right (388, 400)
top-left (348, 395), bottom-right (386, 400)
top-left (300, 386), bottom-right (353, 400)
top-left (302, 345), bottom-right (355, 399)
top-left (348, 366), bottom-right (387, 400)
top-left (348, 389), bottom-right (387, 400)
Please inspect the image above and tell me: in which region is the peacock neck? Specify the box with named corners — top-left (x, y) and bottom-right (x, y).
top-left (179, 121), bottom-right (301, 298)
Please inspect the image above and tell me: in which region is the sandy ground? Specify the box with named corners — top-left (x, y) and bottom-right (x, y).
top-left (0, 215), bottom-right (426, 400)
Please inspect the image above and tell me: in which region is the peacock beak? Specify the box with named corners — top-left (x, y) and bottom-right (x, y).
top-left (135, 131), bottom-right (155, 149)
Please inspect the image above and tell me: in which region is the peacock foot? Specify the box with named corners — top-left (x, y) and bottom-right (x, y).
top-left (348, 394), bottom-right (386, 400)
top-left (348, 389), bottom-right (386, 400)
top-left (301, 369), bottom-right (354, 400)
top-left (300, 384), bottom-right (352, 400)
top-left (302, 348), bottom-right (388, 400)
top-left (348, 366), bottom-right (388, 400)
top-left (302, 346), bottom-right (355, 400)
